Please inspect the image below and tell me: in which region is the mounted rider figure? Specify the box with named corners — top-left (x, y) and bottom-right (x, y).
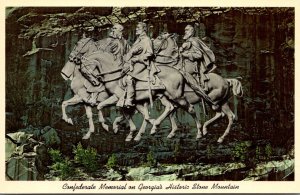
top-left (180, 24), bottom-right (216, 92)
top-left (96, 23), bottom-right (130, 61)
top-left (123, 22), bottom-right (154, 107)
top-left (83, 23), bottom-right (130, 105)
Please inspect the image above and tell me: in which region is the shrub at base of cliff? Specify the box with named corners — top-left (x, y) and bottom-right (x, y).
top-left (73, 143), bottom-right (98, 172)
top-left (48, 148), bottom-right (74, 180)
top-left (106, 154), bottom-right (118, 169)
top-left (146, 151), bottom-right (157, 167)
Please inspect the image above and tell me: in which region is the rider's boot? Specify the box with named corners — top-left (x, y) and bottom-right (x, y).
top-left (201, 73), bottom-right (209, 92)
top-left (125, 76), bottom-right (135, 107)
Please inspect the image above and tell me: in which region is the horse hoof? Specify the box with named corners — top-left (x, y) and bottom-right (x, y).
top-left (63, 118), bottom-right (73, 125)
top-left (125, 136), bottom-right (133, 142)
top-left (114, 127), bottom-right (119, 134)
top-left (68, 119), bottom-right (74, 125)
top-left (82, 133), bottom-right (91, 140)
top-left (102, 123), bottom-right (109, 132)
top-left (150, 128), bottom-right (157, 135)
top-left (167, 133), bottom-right (175, 139)
top-left (202, 128), bottom-right (208, 136)
top-left (134, 135), bottom-right (141, 142)
top-left (217, 137), bottom-right (224, 143)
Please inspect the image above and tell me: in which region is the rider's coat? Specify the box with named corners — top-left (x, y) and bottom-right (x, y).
top-left (124, 32), bottom-right (153, 81)
top-left (181, 36), bottom-right (215, 76)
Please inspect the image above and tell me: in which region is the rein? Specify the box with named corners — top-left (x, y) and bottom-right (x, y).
top-left (98, 67), bottom-right (129, 83)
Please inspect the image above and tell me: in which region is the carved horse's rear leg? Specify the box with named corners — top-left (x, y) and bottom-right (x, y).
top-left (167, 110), bottom-right (178, 139)
top-left (62, 95), bottom-right (82, 125)
top-left (167, 98), bottom-right (202, 140)
top-left (150, 96), bottom-right (175, 135)
top-left (83, 105), bottom-right (110, 139)
top-left (98, 110), bottom-right (109, 132)
top-left (96, 94), bottom-right (138, 141)
top-left (217, 102), bottom-right (235, 143)
top-left (124, 110), bottom-right (138, 142)
top-left (134, 102), bottom-right (151, 141)
top-left (202, 111), bottom-right (224, 136)
top-left (185, 105), bottom-right (202, 140)
top-left (82, 105), bottom-right (95, 139)
top-left (112, 115), bottom-right (124, 134)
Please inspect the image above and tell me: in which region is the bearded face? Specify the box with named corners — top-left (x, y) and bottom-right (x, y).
top-left (135, 24), bottom-right (144, 36)
top-left (183, 26), bottom-right (194, 40)
top-left (109, 26), bottom-right (122, 39)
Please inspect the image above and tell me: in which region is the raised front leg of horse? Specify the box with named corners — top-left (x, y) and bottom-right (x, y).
top-left (62, 94), bottom-right (83, 125)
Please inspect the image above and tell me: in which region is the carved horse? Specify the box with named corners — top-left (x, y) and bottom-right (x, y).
top-left (61, 37), bottom-right (138, 139)
top-left (74, 38), bottom-right (204, 141)
top-left (151, 32), bottom-right (244, 143)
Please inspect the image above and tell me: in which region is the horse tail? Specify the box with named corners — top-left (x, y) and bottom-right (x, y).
top-left (226, 78), bottom-right (243, 121)
top-left (227, 78), bottom-right (243, 97)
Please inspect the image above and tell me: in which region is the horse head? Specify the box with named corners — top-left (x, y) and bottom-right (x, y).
top-left (69, 36), bottom-right (95, 65)
top-left (153, 32), bottom-right (179, 65)
top-left (61, 36), bottom-right (95, 81)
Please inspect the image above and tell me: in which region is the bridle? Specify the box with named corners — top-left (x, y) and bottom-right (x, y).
top-left (69, 38), bottom-right (93, 62)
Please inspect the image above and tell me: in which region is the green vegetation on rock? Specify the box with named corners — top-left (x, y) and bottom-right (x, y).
top-left (106, 153), bottom-right (117, 169)
top-left (49, 148), bottom-right (74, 180)
top-left (73, 143), bottom-right (98, 172)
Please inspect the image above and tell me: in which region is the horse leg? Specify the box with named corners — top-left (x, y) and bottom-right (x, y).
top-left (172, 97), bottom-right (202, 139)
top-left (150, 96), bottom-right (174, 135)
top-left (134, 103), bottom-right (150, 141)
top-left (124, 110), bottom-right (138, 142)
top-left (113, 115), bottom-right (124, 134)
top-left (185, 105), bottom-right (202, 140)
top-left (217, 102), bottom-right (236, 143)
top-left (62, 95), bottom-right (82, 125)
top-left (82, 105), bottom-right (95, 140)
top-left (98, 109), bottom-right (109, 132)
top-left (97, 94), bottom-right (119, 110)
top-left (167, 109), bottom-right (179, 139)
top-left (202, 111), bottom-right (224, 136)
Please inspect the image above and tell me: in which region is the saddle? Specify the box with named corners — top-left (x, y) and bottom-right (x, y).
top-left (183, 72), bottom-right (210, 93)
top-left (117, 75), bottom-right (165, 107)
top-left (119, 75), bottom-right (165, 91)
top-left (84, 80), bottom-right (105, 93)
